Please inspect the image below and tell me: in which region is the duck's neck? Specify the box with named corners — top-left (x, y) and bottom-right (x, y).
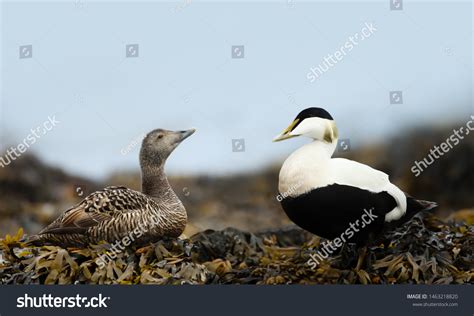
top-left (300, 139), bottom-right (337, 159)
top-left (141, 166), bottom-right (175, 200)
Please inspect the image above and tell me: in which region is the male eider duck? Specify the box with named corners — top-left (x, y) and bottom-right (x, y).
top-left (29, 128), bottom-right (195, 247)
top-left (273, 107), bottom-right (437, 268)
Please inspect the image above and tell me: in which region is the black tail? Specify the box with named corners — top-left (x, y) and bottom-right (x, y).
top-left (406, 197), bottom-right (438, 216)
top-left (386, 196), bottom-right (437, 231)
top-left (409, 198), bottom-right (438, 213)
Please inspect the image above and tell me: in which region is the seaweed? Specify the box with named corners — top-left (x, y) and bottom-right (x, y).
top-left (0, 214), bottom-right (472, 285)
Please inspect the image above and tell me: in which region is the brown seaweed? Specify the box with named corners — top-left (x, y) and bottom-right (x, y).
top-left (0, 214), bottom-right (472, 285)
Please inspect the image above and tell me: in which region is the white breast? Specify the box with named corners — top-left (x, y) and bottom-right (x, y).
top-left (278, 142), bottom-right (332, 197)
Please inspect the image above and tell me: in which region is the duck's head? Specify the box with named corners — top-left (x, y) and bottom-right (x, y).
top-left (140, 128), bottom-right (195, 168)
top-left (273, 107), bottom-right (338, 143)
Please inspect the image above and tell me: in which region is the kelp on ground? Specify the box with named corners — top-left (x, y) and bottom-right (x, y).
top-left (0, 214), bottom-right (472, 285)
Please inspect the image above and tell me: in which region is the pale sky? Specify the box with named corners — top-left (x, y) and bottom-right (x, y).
top-left (1, 0), bottom-right (472, 179)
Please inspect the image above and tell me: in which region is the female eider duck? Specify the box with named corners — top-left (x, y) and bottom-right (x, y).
top-left (273, 108), bottom-right (437, 266)
top-left (29, 128), bottom-right (195, 247)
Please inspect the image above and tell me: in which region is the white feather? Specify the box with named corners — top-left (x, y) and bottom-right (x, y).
top-left (289, 117), bottom-right (328, 139)
top-left (279, 140), bottom-right (407, 222)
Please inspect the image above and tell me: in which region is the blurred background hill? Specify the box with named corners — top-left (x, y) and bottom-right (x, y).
top-left (1, 123), bottom-right (472, 237)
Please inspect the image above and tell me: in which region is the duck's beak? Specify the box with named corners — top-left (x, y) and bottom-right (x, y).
top-left (179, 128), bottom-right (196, 141)
top-left (273, 119), bottom-right (300, 142)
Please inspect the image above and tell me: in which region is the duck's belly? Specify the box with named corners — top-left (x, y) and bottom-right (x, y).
top-left (280, 184), bottom-right (396, 245)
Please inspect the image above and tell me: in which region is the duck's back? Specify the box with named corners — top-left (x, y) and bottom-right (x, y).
top-left (31, 186), bottom-right (186, 247)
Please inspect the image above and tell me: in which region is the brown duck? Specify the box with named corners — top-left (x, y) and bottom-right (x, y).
top-left (29, 128), bottom-right (195, 247)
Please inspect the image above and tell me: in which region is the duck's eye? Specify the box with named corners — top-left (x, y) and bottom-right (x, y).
top-left (157, 134), bottom-right (164, 139)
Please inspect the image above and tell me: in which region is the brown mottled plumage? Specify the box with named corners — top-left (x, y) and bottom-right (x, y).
top-left (29, 128), bottom-right (195, 247)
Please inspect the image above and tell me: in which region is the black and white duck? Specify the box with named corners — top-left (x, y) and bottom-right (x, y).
top-left (273, 107), bottom-right (437, 268)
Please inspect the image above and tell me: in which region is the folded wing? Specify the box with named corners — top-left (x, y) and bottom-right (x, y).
top-left (39, 186), bottom-right (153, 235)
top-left (330, 158), bottom-right (407, 221)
